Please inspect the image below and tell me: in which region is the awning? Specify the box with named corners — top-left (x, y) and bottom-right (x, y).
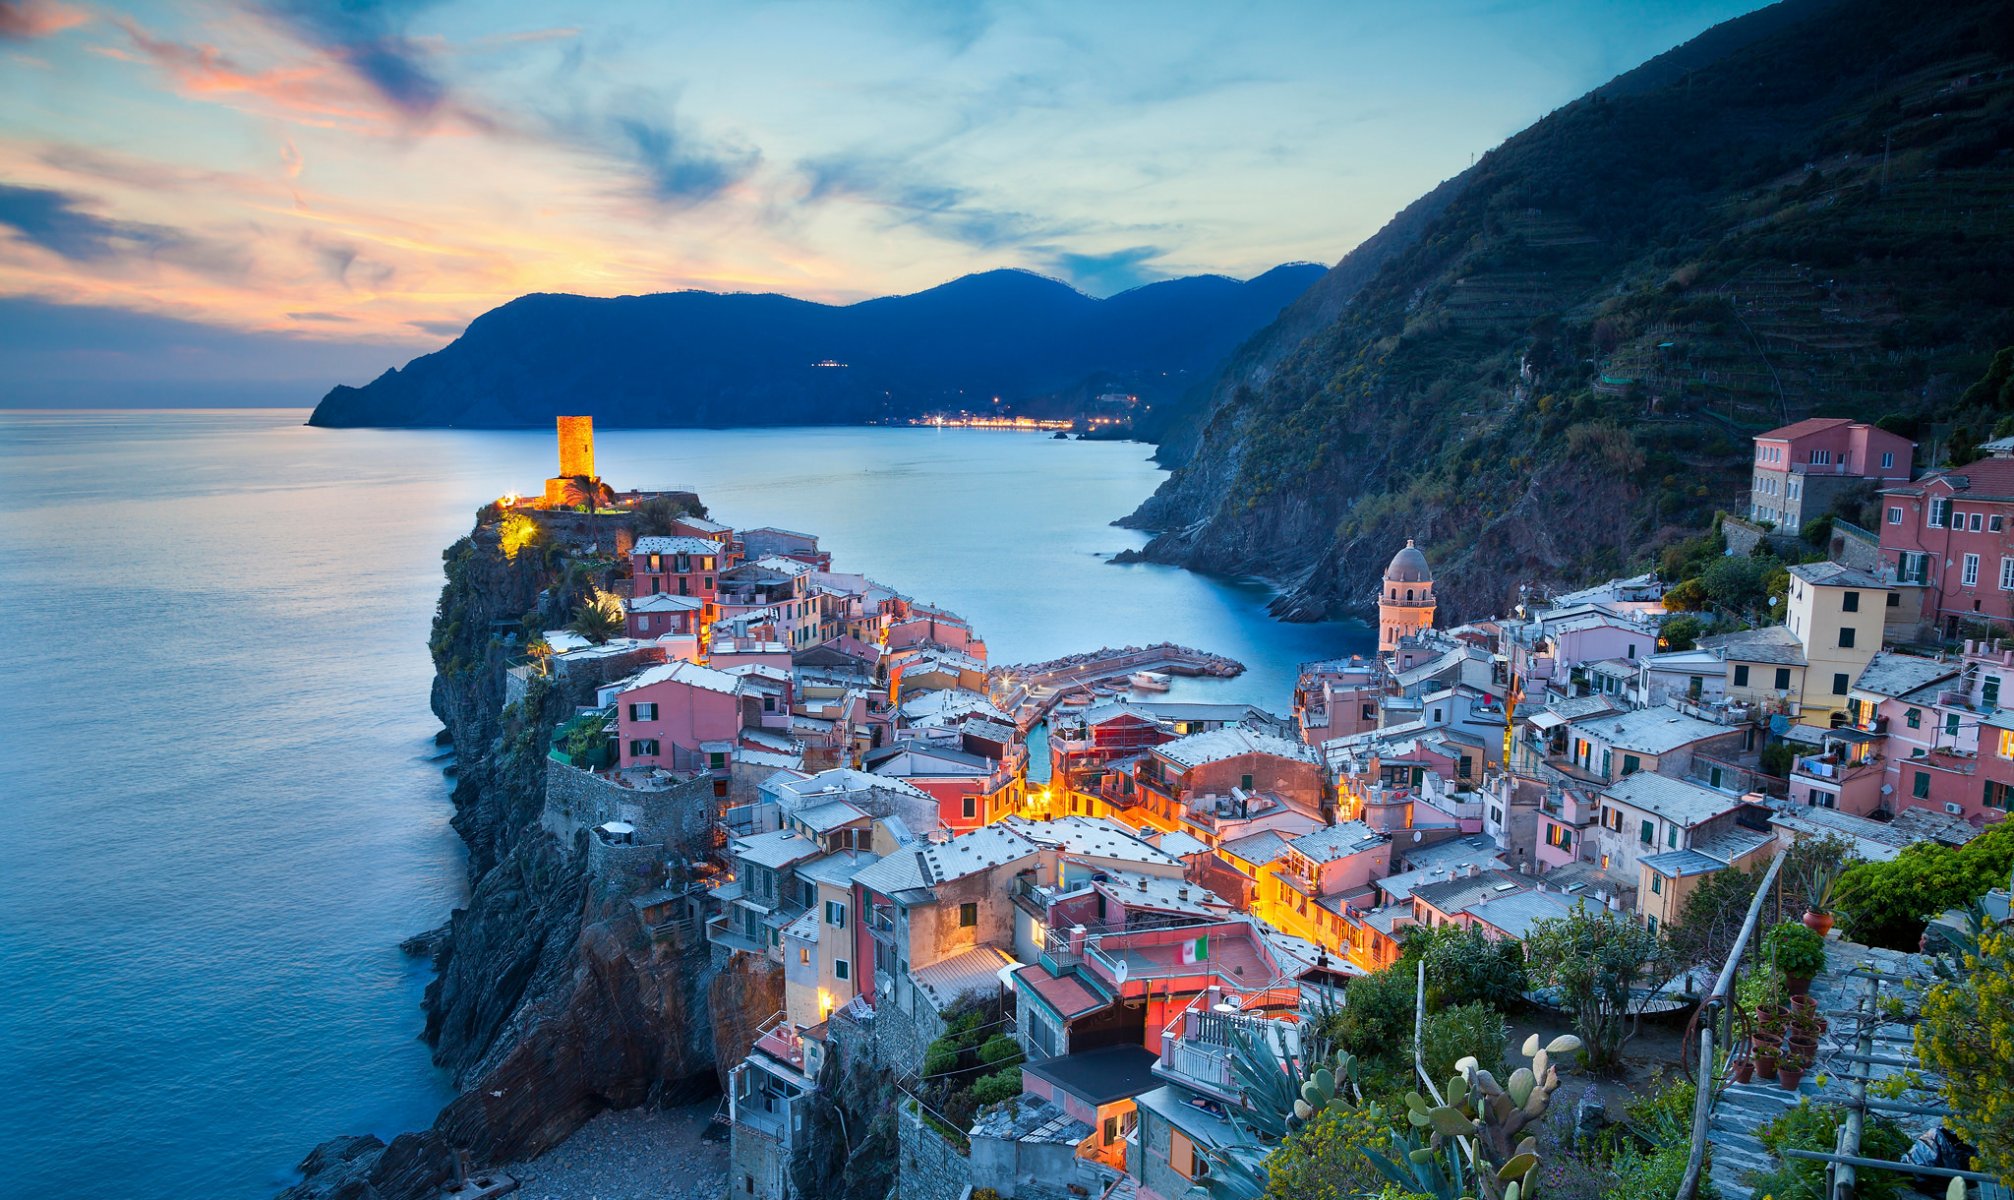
top-left (1528, 711), bottom-right (1568, 731)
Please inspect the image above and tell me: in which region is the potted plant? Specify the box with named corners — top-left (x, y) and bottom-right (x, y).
top-left (1766, 922), bottom-right (1828, 995)
top-left (1777, 1045), bottom-right (1807, 1091)
top-left (1732, 1054), bottom-right (1756, 1084)
top-left (1802, 860), bottom-right (1842, 936)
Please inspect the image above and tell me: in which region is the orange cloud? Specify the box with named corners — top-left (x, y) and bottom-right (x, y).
top-left (0, 0), bottom-right (88, 41)
top-left (104, 18), bottom-right (402, 134)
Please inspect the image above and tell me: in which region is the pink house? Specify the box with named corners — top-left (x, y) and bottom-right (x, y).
top-left (1855, 641), bottom-right (2014, 824)
top-left (886, 605), bottom-right (986, 660)
top-left (1533, 784), bottom-right (1598, 872)
top-left (614, 660), bottom-right (748, 770)
top-left (1750, 418), bottom-right (1913, 532)
top-left (1879, 457), bottom-right (2014, 636)
top-left (625, 592), bottom-right (703, 640)
top-left (1507, 605), bottom-right (1657, 689)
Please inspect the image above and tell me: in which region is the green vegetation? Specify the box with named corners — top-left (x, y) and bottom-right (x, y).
top-left (1604, 1077), bottom-right (1712, 1200)
top-left (1836, 820), bottom-right (2014, 947)
top-left (1258, 1103), bottom-right (1400, 1200)
top-left (1762, 922), bottom-right (1829, 985)
top-left (1146, 0), bottom-right (2014, 615)
top-left (913, 997), bottom-right (1020, 1133)
top-left (1916, 929), bottom-right (2014, 1184)
top-left (1750, 1101), bottom-right (1911, 1200)
top-left (566, 588), bottom-right (626, 644)
top-left (1523, 905), bottom-right (1665, 1073)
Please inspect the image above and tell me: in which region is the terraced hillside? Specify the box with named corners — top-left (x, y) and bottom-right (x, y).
top-left (1125, 0), bottom-right (2014, 621)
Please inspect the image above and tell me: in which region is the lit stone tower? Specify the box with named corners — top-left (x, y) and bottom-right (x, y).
top-left (1378, 539), bottom-right (1436, 654)
top-left (543, 415), bottom-right (597, 506)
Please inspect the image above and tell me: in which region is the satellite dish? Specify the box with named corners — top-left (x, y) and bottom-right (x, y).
top-left (1413, 831), bottom-right (1423, 843)
top-left (1113, 959), bottom-right (1129, 985)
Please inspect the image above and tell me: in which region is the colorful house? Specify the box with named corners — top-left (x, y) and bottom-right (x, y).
top-left (1748, 418), bottom-right (1913, 532)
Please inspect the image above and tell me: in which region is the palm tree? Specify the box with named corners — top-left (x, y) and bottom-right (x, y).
top-left (559, 474), bottom-right (614, 514)
top-left (567, 588), bottom-right (625, 644)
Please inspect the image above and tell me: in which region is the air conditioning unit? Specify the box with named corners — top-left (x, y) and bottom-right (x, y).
top-left (1945, 803), bottom-right (1964, 816)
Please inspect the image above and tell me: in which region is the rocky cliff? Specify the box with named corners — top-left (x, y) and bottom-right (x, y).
top-left (1123, 0), bottom-right (2014, 622)
top-left (281, 513), bottom-right (724, 1200)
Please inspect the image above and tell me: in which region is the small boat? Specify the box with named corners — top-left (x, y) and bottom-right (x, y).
top-left (1130, 671), bottom-right (1172, 691)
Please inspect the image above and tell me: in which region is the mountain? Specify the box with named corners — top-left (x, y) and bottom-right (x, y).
top-left (305, 265), bottom-right (1326, 428)
top-left (1122, 0), bottom-right (2014, 621)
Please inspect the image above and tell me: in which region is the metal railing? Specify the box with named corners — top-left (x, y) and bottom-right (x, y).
top-left (1673, 851), bottom-right (1785, 1200)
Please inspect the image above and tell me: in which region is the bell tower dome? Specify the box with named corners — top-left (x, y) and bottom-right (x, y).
top-left (1378, 539), bottom-right (1436, 653)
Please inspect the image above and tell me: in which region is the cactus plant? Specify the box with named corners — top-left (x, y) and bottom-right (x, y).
top-left (1197, 1017), bottom-right (1365, 1199)
top-left (1367, 1032), bottom-right (1583, 1200)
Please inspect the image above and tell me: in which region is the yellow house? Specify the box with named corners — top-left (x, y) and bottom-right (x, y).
top-left (1698, 625), bottom-right (1807, 714)
top-left (1784, 562), bottom-right (1890, 726)
top-left (781, 849), bottom-right (877, 1027)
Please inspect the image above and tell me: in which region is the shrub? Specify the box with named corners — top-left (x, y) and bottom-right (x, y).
top-left (498, 511), bottom-right (541, 561)
top-left (977, 1033), bottom-right (1023, 1067)
top-left (1763, 922), bottom-right (1828, 982)
top-left (1837, 821), bottom-right (2014, 947)
top-left (1260, 1102), bottom-right (1400, 1200)
top-left (1421, 1003), bottom-right (1507, 1084)
top-left (1916, 930), bottom-right (2014, 1183)
top-left (1751, 1101), bottom-right (1909, 1200)
top-left (971, 1068), bottom-right (1022, 1106)
top-left (922, 1038), bottom-right (960, 1079)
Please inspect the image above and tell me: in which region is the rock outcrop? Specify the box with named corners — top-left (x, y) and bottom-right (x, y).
top-left (280, 513), bottom-right (721, 1200)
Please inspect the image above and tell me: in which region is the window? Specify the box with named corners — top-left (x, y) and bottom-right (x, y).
top-left (1171, 1130), bottom-right (1208, 1181)
top-left (1639, 819), bottom-right (1654, 846)
top-left (825, 900), bottom-right (846, 928)
top-left (1668, 825), bottom-right (1680, 848)
top-left (1947, 712), bottom-right (1961, 737)
top-left (1887, 506), bottom-right (1903, 525)
top-left (1973, 513), bottom-right (1987, 532)
top-left (959, 902), bottom-right (978, 927)
top-left (1987, 781), bottom-right (2013, 811)
top-left (1904, 707), bottom-right (1921, 729)
top-left (1622, 754), bottom-right (1641, 776)
top-left (1888, 592), bottom-right (1900, 608)
top-left (627, 738), bottom-right (659, 757)
top-left (834, 958), bottom-right (849, 981)
top-left (1882, 451), bottom-right (1895, 469)
top-left (1546, 825), bottom-right (1573, 851)
top-left (628, 702), bottom-right (657, 721)
top-left (1999, 729), bottom-right (2014, 760)
top-left (798, 948), bottom-right (810, 965)
top-left (1842, 591), bottom-right (1860, 612)
top-left (1899, 551), bottom-right (1931, 584)
top-left (1930, 498), bottom-right (1950, 528)
top-left (1987, 676), bottom-right (2002, 708)
top-left (1838, 627), bottom-right (1857, 650)
top-left (961, 795), bottom-right (977, 819)
top-left (2001, 558), bottom-right (2014, 592)
top-left (1913, 771), bottom-right (1931, 800)
top-left (1733, 664), bottom-right (1750, 688)
top-left (1650, 874), bottom-right (1663, 895)
top-left (1775, 668), bottom-right (1793, 691)
top-left (1240, 774), bottom-right (1255, 791)
top-left (1833, 672), bottom-right (1849, 696)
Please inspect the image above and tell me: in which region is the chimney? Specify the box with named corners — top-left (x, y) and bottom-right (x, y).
top-left (1069, 925), bottom-right (1088, 955)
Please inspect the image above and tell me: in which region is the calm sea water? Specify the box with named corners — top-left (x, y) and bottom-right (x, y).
top-left (0, 410), bottom-right (1368, 1200)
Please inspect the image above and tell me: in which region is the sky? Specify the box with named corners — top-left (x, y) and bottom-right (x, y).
top-left (0, 0), bottom-right (1768, 406)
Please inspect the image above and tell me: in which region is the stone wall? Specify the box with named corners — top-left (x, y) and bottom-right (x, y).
top-left (897, 1102), bottom-right (972, 1200)
top-left (1829, 519), bottom-right (1882, 573)
top-left (543, 759), bottom-right (716, 859)
top-left (1722, 516), bottom-right (1799, 559)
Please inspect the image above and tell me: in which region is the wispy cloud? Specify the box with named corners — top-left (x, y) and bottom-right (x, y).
top-left (0, 181), bottom-right (246, 276)
top-left (105, 17), bottom-right (398, 133)
top-left (252, 0), bottom-right (448, 120)
top-left (802, 152), bottom-right (1063, 251)
top-left (596, 109), bottom-right (757, 207)
top-left (0, 0), bottom-right (86, 42)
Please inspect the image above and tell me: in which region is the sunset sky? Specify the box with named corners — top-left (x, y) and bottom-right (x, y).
top-left (1, 0), bottom-right (1765, 404)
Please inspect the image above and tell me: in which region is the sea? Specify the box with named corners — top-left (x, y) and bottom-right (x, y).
top-left (0, 409), bottom-right (1370, 1200)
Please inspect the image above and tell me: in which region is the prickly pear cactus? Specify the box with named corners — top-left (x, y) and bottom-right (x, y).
top-left (1386, 1032), bottom-right (1583, 1200)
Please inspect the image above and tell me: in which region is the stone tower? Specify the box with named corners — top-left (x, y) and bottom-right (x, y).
top-left (543, 415), bottom-right (597, 507)
top-left (557, 415), bottom-right (595, 479)
top-left (1378, 539), bottom-right (1436, 654)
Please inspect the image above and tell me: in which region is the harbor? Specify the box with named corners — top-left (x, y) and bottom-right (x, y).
top-left (988, 642), bottom-right (1246, 730)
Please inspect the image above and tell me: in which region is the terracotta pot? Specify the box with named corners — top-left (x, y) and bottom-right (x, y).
top-left (1756, 1049), bottom-right (1782, 1076)
top-left (1790, 994), bottom-right (1817, 1013)
top-left (1785, 972), bottom-right (1816, 996)
top-left (1733, 1059), bottom-right (1756, 1084)
top-left (1803, 910), bottom-right (1835, 937)
top-left (1778, 1064), bottom-right (1805, 1090)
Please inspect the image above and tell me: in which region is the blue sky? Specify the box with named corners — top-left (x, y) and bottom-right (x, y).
top-left (0, 0), bottom-right (1768, 404)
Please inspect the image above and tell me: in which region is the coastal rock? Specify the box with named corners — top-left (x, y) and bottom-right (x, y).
top-left (281, 512), bottom-right (721, 1200)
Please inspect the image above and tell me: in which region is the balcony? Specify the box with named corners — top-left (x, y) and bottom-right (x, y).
top-left (706, 912), bottom-right (764, 954)
top-left (752, 1011), bottom-right (808, 1073)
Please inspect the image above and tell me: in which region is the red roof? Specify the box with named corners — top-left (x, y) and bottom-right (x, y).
top-left (1757, 418), bottom-right (1853, 441)
top-left (1923, 457), bottom-right (2014, 501)
top-left (1014, 966), bottom-right (1106, 1020)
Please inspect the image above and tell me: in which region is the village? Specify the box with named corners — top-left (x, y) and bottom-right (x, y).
top-left (502, 416), bottom-right (2010, 1200)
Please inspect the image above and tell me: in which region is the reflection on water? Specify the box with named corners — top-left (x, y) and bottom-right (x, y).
top-left (0, 410), bottom-right (1368, 1200)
